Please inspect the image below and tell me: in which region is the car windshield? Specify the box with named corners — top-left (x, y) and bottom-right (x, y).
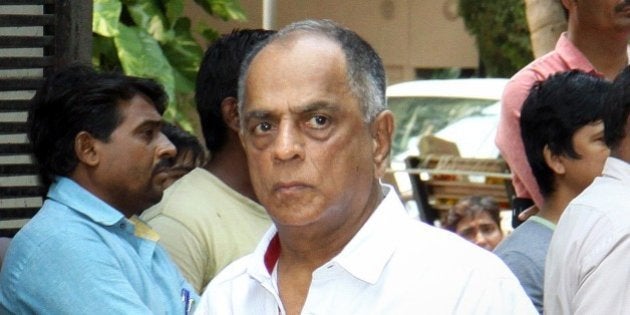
top-left (388, 97), bottom-right (497, 158)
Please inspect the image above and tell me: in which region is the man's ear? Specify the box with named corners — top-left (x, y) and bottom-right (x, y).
top-left (221, 97), bottom-right (240, 133)
top-left (371, 110), bottom-right (394, 178)
top-left (560, 0), bottom-right (574, 11)
top-left (74, 131), bottom-right (99, 167)
top-left (543, 145), bottom-right (565, 175)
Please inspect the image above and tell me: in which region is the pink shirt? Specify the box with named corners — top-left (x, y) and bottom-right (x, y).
top-left (496, 33), bottom-right (601, 207)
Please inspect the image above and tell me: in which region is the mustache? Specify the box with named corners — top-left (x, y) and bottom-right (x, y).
top-left (615, 0), bottom-right (630, 12)
top-left (153, 158), bottom-right (174, 174)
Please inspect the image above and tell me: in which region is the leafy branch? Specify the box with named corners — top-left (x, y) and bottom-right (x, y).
top-left (92, 0), bottom-right (246, 131)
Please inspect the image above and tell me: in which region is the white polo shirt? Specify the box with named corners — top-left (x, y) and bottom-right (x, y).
top-left (195, 186), bottom-right (536, 314)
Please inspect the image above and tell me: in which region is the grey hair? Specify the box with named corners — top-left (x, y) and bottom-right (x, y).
top-left (237, 19), bottom-right (387, 123)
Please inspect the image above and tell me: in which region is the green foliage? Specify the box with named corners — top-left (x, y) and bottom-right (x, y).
top-left (92, 0), bottom-right (246, 131)
top-left (458, 0), bottom-right (533, 77)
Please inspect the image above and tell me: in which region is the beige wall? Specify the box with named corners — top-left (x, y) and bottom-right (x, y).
top-left (185, 0), bottom-right (478, 84)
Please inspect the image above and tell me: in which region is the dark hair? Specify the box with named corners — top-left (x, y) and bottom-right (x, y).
top-left (520, 70), bottom-right (610, 197)
top-left (604, 66), bottom-right (630, 153)
top-left (238, 19), bottom-right (387, 123)
top-left (195, 29), bottom-right (276, 153)
top-left (443, 196), bottom-right (501, 232)
top-left (161, 122), bottom-right (206, 169)
top-left (27, 64), bottom-right (167, 188)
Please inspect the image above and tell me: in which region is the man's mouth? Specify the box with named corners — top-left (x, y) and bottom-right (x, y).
top-left (273, 182), bottom-right (310, 193)
top-left (153, 158), bottom-right (174, 175)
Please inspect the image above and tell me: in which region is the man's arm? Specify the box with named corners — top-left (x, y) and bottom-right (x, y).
top-left (496, 77), bottom-right (544, 207)
top-left (1, 233), bottom-right (155, 314)
top-left (454, 257), bottom-right (538, 314)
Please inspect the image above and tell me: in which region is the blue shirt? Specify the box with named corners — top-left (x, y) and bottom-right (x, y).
top-left (0, 177), bottom-right (198, 314)
top-left (494, 216), bottom-right (555, 314)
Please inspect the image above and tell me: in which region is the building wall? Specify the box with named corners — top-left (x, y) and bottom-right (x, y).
top-left (184, 0), bottom-right (478, 84)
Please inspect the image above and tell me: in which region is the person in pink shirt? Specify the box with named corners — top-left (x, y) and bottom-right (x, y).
top-left (496, 0), bottom-right (630, 217)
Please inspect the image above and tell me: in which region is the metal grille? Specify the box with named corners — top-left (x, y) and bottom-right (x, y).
top-left (0, 0), bottom-right (92, 236)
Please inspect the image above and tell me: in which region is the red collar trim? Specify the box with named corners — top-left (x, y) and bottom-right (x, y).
top-left (264, 234), bottom-right (281, 274)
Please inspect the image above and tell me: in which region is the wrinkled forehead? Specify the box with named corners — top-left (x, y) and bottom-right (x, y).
top-left (251, 33), bottom-right (345, 77)
top-left (243, 35), bottom-right (350, 100)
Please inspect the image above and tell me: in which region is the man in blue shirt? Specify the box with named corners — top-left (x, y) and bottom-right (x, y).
top-left (0, 65), bottom-right (198, 314)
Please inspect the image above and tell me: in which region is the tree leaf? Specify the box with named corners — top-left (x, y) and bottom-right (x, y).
top-left (126, 0), bottom-right (169, 42)
top-left (163, 98), bottom-right (194, 132)
top-left (172, 67), bottom-right (196, 94)
top-left (92, 35), bottom-right (121, 70)
top-left (113, 24), bottom-right (177, 108)
top-left (196, 23), bottom-right (220, 42)
top-left (164, 0), bottom-right (185, 26)
top-left (93, 0), bottom-right (122, 37)
top-left (458, 0), bottom-right (532, 77)
top-left (193, 0), bottom-right (247, 21)
top-left (93, 0), bottom-right (247, 134)
top-left (161, 17), bottom-right (203, 85)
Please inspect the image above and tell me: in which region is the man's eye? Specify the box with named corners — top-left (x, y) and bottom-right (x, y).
top-left (143, 128), bottom-right (156, 139)
top-left (307, 115), bottom-right (329, 129)
top-left (254, 121), bottom-right (273, 133)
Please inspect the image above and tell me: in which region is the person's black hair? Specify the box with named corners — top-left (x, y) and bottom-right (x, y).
top-left (443, 196), bottom-right (501, 232)
top-left (161, 122), bottom-right (206, 169)
top-left (195, 29), bottom-right (276, 153)
top-left (520, 70), bottom-right (610, 197)
top-left (27, 64), bottom-right (167, 188)
top-left (603, 66), bottom-right (630, 153)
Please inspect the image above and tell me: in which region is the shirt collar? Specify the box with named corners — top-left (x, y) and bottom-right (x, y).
top-left (129, 216), bottom-right (160, 242)
top-left (603, 156), bottom-right (630, 183)
top-left (529, 215), bottom-right (556, 231)
top-left (47, 176), bottom-right (126, 226)
top-left (249, 185), bottom-right (404, 285)
top-left (555, 32), bottom-right (603, 77)
top-left (331, 186), bottom-right (400, 284)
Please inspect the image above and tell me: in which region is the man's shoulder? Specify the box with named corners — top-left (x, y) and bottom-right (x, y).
top-left (494, 220), bottom-right (551, 269)
top-left (3, 210), bottom-right (118, 286)
top-left (141, 169), bottom-right (227, 219)
top-left (204, 253), bottom-right (253, 288)
top-left (549, 187), bottom-right (629, 269)
top-left (495, 220), bottom-right (553, 254)
top-left (565, 175), bottom-right (630, 227)
top-left (384, 222), bottom-right (533, 311)
top-left (508, 50), bottom-right (570, 87)
top-left (559, 190), bottom-right (629, 243)
top-left (161, 168), bottom-right (219, 200)
top-left (396, 221), bottom-right (512, 274)
top-left (12, 201), bottom-right (100, 246)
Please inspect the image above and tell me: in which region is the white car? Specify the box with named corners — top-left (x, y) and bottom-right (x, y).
top-left (386, 78), bottom-right (508, 215)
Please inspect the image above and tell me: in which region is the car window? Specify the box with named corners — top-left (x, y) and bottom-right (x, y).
top-left (388, 97), bottom-right (497, 158)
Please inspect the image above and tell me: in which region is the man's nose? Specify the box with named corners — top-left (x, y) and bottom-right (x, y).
top-left (272, 121), bottom-right (304, 162)
top-left (157, 132), bottom-right (177, 159)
